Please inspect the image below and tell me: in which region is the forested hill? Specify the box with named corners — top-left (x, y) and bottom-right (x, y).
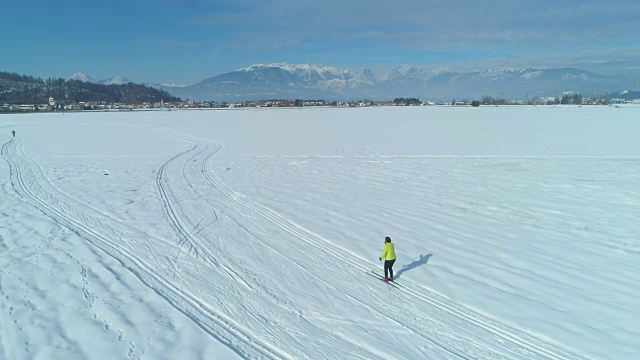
top-left (0, 71), bottom-right (180, 104)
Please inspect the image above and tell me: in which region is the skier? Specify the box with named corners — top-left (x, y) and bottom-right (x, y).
top-left (12, 130), bottom-right (15, 137)
top-left (379, 236), bottom-right (396, 282)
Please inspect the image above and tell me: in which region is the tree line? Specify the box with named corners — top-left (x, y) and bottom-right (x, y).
top-left (393, 98), bottom-right (421, 106)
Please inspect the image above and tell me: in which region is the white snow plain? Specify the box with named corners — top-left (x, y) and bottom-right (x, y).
top-left (1, 105), bottom-right (638, 359)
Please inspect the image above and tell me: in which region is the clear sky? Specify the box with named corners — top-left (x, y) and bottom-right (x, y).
top-left (2, 0), bottom-right (639, 84)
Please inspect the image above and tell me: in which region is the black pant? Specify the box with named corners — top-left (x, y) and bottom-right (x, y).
top-left (384, 259), bottom-right (396, 279)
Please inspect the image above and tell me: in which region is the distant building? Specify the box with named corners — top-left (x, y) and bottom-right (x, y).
top-left (16, 104), bottom-right (36, 111)
top-left (48, 96), bottom-right (55, 107)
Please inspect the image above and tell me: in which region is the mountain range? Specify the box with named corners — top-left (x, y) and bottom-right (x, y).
top-left (69, 73), bottom-right (133, 86)
top-left (71, 64), bottom-right (640, 102)
top-left (156, 64), bottom-right (640, 102)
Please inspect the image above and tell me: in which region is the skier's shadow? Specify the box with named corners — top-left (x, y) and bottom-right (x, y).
top-left (395, 254), bottom-right (432, 280)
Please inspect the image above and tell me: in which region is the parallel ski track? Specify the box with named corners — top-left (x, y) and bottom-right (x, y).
top-left (155, 141), bottom-right (248, 287)
top-left (197, 150), bottom-right (518, 359)
top-left (152, 130), bottom-right (469, 359)
top-left (2, 131), bottom-right (593, 360)
top-left (1, 138), bottom-right (291, 360)
top-left (184, 135), bottom-right (593, 360)
top-left (153, 130), bottom-right (408, 359)
top-left (155, 141), bottom-right (506, 358)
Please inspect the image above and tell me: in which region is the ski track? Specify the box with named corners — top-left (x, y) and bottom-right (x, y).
top-left (1, 138), bottom-right (289, 360)
top-left (152, 129), bottom-right (393, 359)
top-left (153, 129), bottom-right (593, 360)
top-left (155, 139), bottom-right (248, 288)
top-left (2, 129), bottom-right (595, 359)
top-left (201, 151), bottom-right (581, 359)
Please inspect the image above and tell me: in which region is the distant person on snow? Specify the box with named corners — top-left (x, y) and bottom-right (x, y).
top-left (379, 236), bottom-right (397, 282)
top-left (12, 130), bottom-right (15, 137)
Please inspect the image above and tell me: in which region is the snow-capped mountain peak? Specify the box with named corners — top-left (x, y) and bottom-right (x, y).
top-left (160, 83), bottom-right (188, 88)
top-left (67, 73), bottom-right (134, 85)
top-left (101, 75), bottom-right (132, 85)
top-left (236, 63), bottom-right (370, 81)
top-left (238, 63), bottom-right (342, 75)
top-left (384, 65), bottom-right (452, 82)
top-left (472, 67), bottom-right (549, 80)
top-left (68, 72), bottom-right (94, 82)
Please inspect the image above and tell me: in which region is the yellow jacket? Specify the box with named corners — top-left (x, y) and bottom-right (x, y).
top-left (380, 242), bottom-right (396, 260)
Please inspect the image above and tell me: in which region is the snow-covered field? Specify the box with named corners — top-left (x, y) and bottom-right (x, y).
top-left (1, 106), bottom-right (638, 359)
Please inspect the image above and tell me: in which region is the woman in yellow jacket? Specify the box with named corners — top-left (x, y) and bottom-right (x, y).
top-left (379, 236), bottom-right (396, 282)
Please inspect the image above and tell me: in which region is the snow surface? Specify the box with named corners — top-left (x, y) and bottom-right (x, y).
top-left (1, 106), bottom-right (639, 359)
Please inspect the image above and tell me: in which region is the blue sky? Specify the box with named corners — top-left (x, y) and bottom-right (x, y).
top-left (2, 0), bottom-right (640, 84)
